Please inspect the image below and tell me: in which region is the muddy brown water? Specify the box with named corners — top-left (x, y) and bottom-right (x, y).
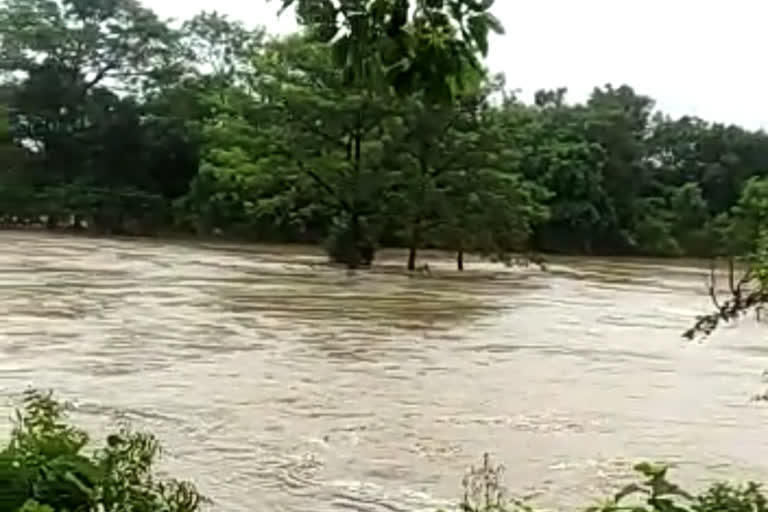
top-left (1, 231), bottom-right (768, 511)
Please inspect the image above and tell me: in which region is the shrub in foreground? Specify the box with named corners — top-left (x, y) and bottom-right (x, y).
top-left (458, 455), bottom-right (766, 512)
top-left (0, 390), bottom-right (204, 512)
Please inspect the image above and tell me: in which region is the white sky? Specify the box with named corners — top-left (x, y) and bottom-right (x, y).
top-left (146, 0), bottom-right (768, 130)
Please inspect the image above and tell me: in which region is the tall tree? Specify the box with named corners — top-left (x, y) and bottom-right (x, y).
top-left (0, 0), bottom-right (180, 180)
top-left (276, 0), bottom-right (504, 103)
top-left (250, 35), bottom-right (399, 266)
top-left (584, 84), bottom-right (655, 251)
top-left (267, 0), bottom-right (505, 267)
top-left (386, 76), bottom-right (548, 270)
top-left (502, 91), bottom-right (612, 253)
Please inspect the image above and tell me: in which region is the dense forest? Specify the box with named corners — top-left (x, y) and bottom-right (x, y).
top-left (1, 0), bottom-right (767, 269)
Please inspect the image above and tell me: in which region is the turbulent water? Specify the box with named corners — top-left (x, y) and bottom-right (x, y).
top-left (1, 231), bottom-right (768, 511)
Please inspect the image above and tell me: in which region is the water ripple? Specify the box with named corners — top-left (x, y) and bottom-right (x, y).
top-left (0, 232), bottom-right (767, 512)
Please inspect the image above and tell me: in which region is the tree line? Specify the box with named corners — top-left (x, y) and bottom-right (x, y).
top-left (1, 0), bottom-right (767, 269)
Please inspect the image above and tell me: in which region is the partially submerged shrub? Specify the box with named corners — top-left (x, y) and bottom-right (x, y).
top-left (456, 454), bottom-right (533, 512)
top-left (0, 390), bottom-right (204, 512)
top-left (325, 214), bottom-right (375, 268)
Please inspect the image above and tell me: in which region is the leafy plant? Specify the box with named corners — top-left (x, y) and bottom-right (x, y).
top-left (587, 463), bottom-right (692, 512)
top-left (0, 389), bottom-right (205, 512)
top-left (694, 482), bottom-right (768, 512)
top-left (455, 455), bottom-right (768, 512)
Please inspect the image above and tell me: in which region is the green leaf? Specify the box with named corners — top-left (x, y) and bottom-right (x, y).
top-left (484, 12), bottom-right (505, 34)
top-left (467, 15), bottom-right (490, 55)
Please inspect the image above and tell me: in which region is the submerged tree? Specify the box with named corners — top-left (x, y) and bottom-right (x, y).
top-left (248, 35), bottom-right (400, 266)
top-left (264, 0), bottom-right (506, 268)
top-left (383, 73), bottom-right (548, 271)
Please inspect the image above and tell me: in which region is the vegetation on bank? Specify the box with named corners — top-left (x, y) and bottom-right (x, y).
top-left (461, 454), bottom-right (768, 512)
top-left (0, 390), bottom-right (204, 512)
top-left (2, 0), bottom-right (768, 269)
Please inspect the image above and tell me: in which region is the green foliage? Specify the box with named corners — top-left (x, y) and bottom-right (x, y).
top-left (1, 0), bottom-right (768, 274)
top-left (589, 462), bottom-right (693, 512)
top-left (275, 0), bottom-right (503, 103)
top-left (586, 463), bottom-right (768, 512)
top-left (695, 482), bottom-right (768, 512)
top-left (384, 76), bottom-right (549, 270)
top-left (456, 455), bottom-right (768, 512)
top-left (0, 389), bottom-right (204, 512)
top-left (727, 177), bottom-right (768, 254)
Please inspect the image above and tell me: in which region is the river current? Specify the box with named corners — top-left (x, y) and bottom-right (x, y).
top-left (0, 231), bottom-right (767, 511)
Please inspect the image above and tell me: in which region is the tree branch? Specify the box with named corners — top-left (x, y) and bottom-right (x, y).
top-left (684, 259), bottom-right (766, 339)
top-left (295, 159), bottom-right (351, 212)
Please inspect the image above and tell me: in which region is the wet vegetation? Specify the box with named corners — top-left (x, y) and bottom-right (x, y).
top-left (2, 0), bottom-right (768, 269)
top-left (0, 390), bottom-right (204, 512)
top-left (460, 454), bottom-right (768, 512)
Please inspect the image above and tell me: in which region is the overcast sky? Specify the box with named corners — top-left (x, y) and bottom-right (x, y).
top-left (145, 0), bottom-right (768, 130)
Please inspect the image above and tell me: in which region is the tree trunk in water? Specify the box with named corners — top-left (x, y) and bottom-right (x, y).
top-left (457, 249), bottom-right (464, 271)
top-left (349, 213), bottom-right (361, 270)
top-left (407, 223), bottom-right (419, 271)
top-left (407, 245), bottom-right (417, 271)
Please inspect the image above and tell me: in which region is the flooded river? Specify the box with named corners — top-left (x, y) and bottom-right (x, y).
top-left (1, 231), bottom-right (768, 511)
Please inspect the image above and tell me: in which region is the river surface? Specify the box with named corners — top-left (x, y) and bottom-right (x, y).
top-left (1, 231), bottom-right (768, 511)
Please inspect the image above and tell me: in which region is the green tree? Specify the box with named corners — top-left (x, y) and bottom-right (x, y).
top-left (267, 0), bottom-right (505, 268)
top-left (382, 72), bottom-right (488, 270)
top-left (668, 182), bottom-right (711, 255)
top-left (180, 82), bottom-right (331, 241)
top-left (388, 81), bottom-right (549, 271)
top-left (0, 0), bottom-right (180, 174)
top-left (502, 91), bottom-right (611, 254)
top-left (0, 0), bottom-right (207, 231)
top-left (583, 84), bottom-right (655, 252)
top-left (243, 35), bottom-right (400, 266)
top-left (276, 0), bottom-right (503, 103)
top-left (180, 11), bottom-right (264, 86)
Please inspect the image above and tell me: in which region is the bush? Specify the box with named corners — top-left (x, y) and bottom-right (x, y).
top-left (0, 390), bottom-right (204, 512)
top-left (455, 455), bottom-right (766, 512)
top-left (325, 213), bottom-right (375, 268)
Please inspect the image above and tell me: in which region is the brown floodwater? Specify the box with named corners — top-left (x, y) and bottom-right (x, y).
top-left (1, 231), bottom-right (768, 511)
